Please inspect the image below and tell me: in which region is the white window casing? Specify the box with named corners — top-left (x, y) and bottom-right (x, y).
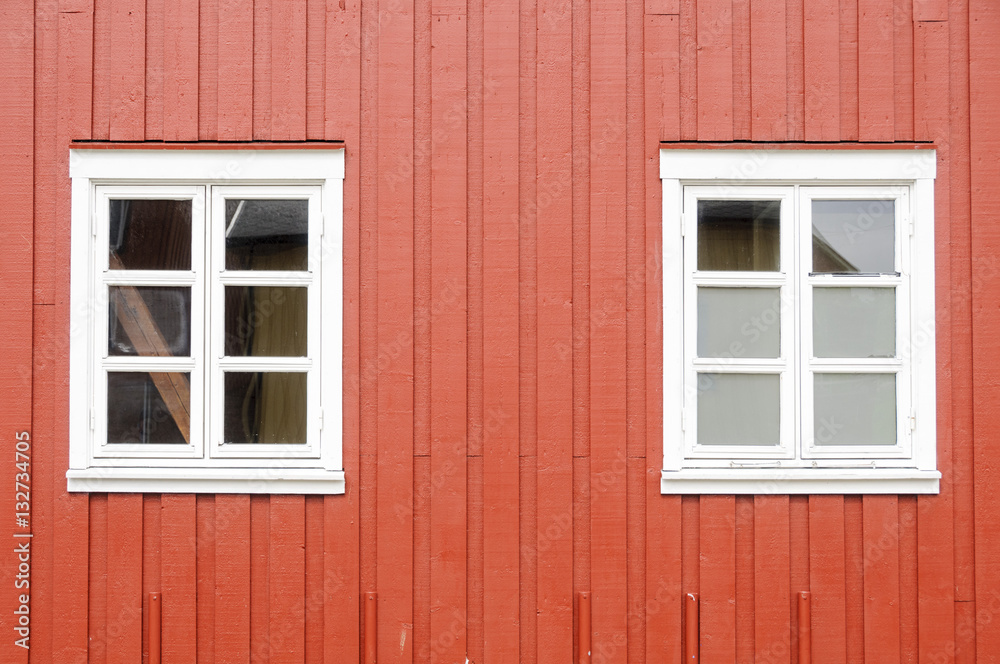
top-left (661, 149), bottom-right (940, 494)
top-left (68, 149), bottom-right (345, 494)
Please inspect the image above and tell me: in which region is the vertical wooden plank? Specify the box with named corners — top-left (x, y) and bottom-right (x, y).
top-left (92, 0), bottom-right (112, 139)
top-left (249, 496), bottom-right (270, 664)
top-left (218, 0), bottom-right (254, 140)
top-left (843, 497), bottom-right (864, 663)
top-left (89, 495), bottom-right (109, 664)
top-left (270, 496), bottom-right (306, 664)
top-left (971, 0), bottom-right (1000, 657)
top-left (645, 15), bottom-right (680, 142)
top-left (163, 0), bottom-right (199, 140)
top-left (215, 495), bottom-right (251, 664)
top-left (899, 497), bottom-right (919, 662)
top-left (750, 0), bottom-right (787, 140)
top-left (803, 0), bottom-right (840, 141)
top-left (789, 497), bottom-right (810, 660)
top-left (892, 0), bottom-right (913, 140)
top-left (537, 0), bottom-right (574, 657)
top-left (272, 0), bottom-right (308, 139)
top-left (700, 497), bottom-right (736, 662)
top-left (376, 0), bottom-right (415, 655)
top-left (306, 0), bottom-right (326, 138)
top-left (161, 495), bottom-right (197, 664)
top-left (840, 0), bottom-right (859, 140)
top-left (106, 495), bottom-right (143, 664)
top-left (253, 0), bottom-right (272, 139)
top-left (482, 0), bottom-right (520, 659)
top-left (108, 0), bottom-right (145, 139)
top-left (198, 0), bottom-right (219, 140)
top-left (430, 12), bottom-right (468, 664)
top-left (862, 496), bottom-right (901, 663)
top-left (678, 0), bottom-right (697, 140)
top-left (142, 496), bottom-right (162, 664)
top-left (196, 496), bottom-right (216, 664)
top-left (914, 0), bottom-right (948, 21)
top-left (914, 17), bottom-right (957, 664)
top-left (858, 0), bottom-right (894, 140)
top-left (304, 499), bottom-right (323, 664)
top-left (0, 3), bottom-right (33, 658)
top-left (145, 0), bottom-right (164, 139)
top-left (731, 0), bottom-right (751, 140)
top-left (734, 497), bottom-right (754, 664)
top-left (786, 0), bottom-right (805, 140)
top-left (325, 0), bottom-right (361, 141)
top-left (696, 0), bottom-right (733, 140)
top-left (592, 0), bottom-right (629, 659)
top-left (755, 496), bottom-right (790, 664)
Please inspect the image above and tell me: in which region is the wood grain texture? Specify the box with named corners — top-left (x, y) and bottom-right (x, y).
top-left (803, 0), bottom-right (840, 141)
top-left (160, 495), bottom-right (198, 664)
top-left (214, 495), bottom-right (250, 664)
top-left (863, 496), bottom-right (901, 663)
top-left (750, 0), bottom-right (786, 139)
top-left (218, 0), bottom-right (254, 140)
top-left (163, 0), bottom-right (199, 140)
top-left (106, 495), bottom-right (143, 664)
top-left (700, 497), bottom-right (736, 662)
top-left (695, 0), bottom-right (733, 140)
top-left (858, 0), bottom-right (894, 140)
top-left (755, 496), bottom-right (790, 664)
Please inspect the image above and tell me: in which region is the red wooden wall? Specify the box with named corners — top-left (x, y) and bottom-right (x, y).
top-left (1, 0), bottom-right (999, 662)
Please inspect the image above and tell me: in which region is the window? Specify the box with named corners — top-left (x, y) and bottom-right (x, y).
top-left (660, 149), bottom-right (939, 494)
top-left (67, 149), bottom-right (344, 493)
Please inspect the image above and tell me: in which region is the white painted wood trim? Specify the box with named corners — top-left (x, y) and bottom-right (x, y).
top-left (67, 468), bottom-right (346, 494)
top-left (660, 468), bottom-right (941, 494)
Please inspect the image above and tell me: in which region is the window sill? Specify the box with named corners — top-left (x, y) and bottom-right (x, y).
top-left (67, 467), bottom-right (346, 494)
top-left (660, 468), bottom-right (941, 495)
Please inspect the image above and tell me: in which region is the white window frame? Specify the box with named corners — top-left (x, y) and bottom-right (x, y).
top-left (661, 149), bottom-right (940, 494)
top-left (67, 149), bottom-right (345, 494)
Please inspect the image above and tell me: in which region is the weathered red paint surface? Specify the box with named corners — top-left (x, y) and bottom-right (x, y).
top-left (2, 0), bottom-right (999, 662)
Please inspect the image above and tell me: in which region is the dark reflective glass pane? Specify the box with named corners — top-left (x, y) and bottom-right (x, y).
top-left (224, 286), bottom-right (307, 357)
top-left (107, 372), bottom-right (190, 445)
top-left (109, 199), bottom-right (192, 270)
top-left (697, 200), bottom-right (780, 271)
top-left (108, 286), bottom-right (191, 357)
top-left (812, 200), bottom-right (895, 273)
top-left (224, 199), bottom-right (309, 271)
top-left (224, 372), bottom-right (307, 445)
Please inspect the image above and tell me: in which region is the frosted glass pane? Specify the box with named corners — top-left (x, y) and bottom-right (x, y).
top-left (814, 373), bottom-right (896, 446)
top-left (812, 200), bottom-right (894, 273)
top-left (698, 200), bottom-right (780, 271)
top-left (813, 287), bottom-right (895, 358)
top-left (697, 373), bottom-right (780, 446)
top-left (698, 287), bottom-right (780, 358)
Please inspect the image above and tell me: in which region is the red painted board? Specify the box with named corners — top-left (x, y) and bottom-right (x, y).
top-left (893, 0), bottom-right (914, 141)
top-left (163, 0), bottom-right (199, 140)
top-left (678, 0), bottom-right (697, 140)
top-left (735, 497), bottom-right (753, 664)
top-left (324, 0), bottom-right (360, 141)
top-left (807, 497), bottom-right (848, 663)
top-left (0, 2), bottom-right (33, 660)
top-left (644, 14), bottom-right (680, 142)
top-left (250, 496), bottom-right (270, 664)
top-left (160, 495), bottom-right (197, 664)
top-left (754, 496), bottom-right (790, 664)
top-left (196, 496), bottom-right (216, 664)
top-left (218, 0), bottom-right (254, 140)
top-left (731, 0), bottom-right (750, 140)
top-left (270, 496), bottom-right (306, 664)
top-left (253, 0), bottom-right (272, 139)
top-left (271, 0), bottom-right (308, 139)
top-left (803, 0), bottom-right (840, 141)
top-left (786, 0), bottom-right (804, 140)
top-left (843, 497), bottom-right (864, 663)
top-left (306, 0), bottom-right (326, 139)
top-left (482, 0), bottom-right (520, 660)
top-left (108, 0), bottom-right (145, 140)
top-left (840, 0), bottom-right (859, 140)
top-left (862, 496), bottom-right (901, 663)
top-left (91, 0), bottom-right (111, 139)
top-left (645, 0), bottom-right (678, 13)
top-left (858, 0), bottom-right (895, 140)
top-left (214, 495), bottom-right (251, 664)
top-left (303, 501), bottom-right (323, 662)
top-left (700, 496), bottom-right (736, 662)
top-left (106, 495), bottom-right (143, 664)
top-left (142, 496), bottom-right (162, 664)
top-left (914, 0), bottom-right (948, 21)
top-left (89, 495), bottom-right (109, 664)
top-left (695, 0), bottom-right (733, 140)
top-left (899, 498), bottom-right (919, 661)
top-left (198, 0), bottom-right (219, 140)
top-left (145, 0), bottom-right (164, 140)
top-left (750, 0), bottom-right (786, 140)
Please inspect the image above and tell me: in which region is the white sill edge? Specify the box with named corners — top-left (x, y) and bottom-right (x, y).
top-left (661, 468), bottom-right (941, 495)
top-left (67, 468), bottom-right (346, 495)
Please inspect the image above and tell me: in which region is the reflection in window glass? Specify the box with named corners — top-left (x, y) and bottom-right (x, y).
top-left (109, 199), bottom-right (192, 270)
top-left (224, 372), bottom-right (307, 445)
top-left (812, 200), bottom-right (895, 273)
top-left (698, 200), bottom-right (780, 272)
top-left (225, 286), bottom-right (307, 357)
top-left (107, 372), bottom-right (190, 445)
top-left (224, 199), bottom-right (308, 271)
top-left (109, 286), bottom-right (191, 357)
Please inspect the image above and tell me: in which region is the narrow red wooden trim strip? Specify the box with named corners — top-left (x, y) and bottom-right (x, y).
top-left (217, 0), bottom-right (254, 140)
top-left (364, 592), bottom-right (377, 664)
top-left (749, 0), bottom-right (786, 140)
top-left (797, 592), bottom-right (811, 664)
top-left (803, 0), bottom-right (840, 141)
top-left (695, 0), bottom-right (733, 140)
top-left (858, 0), bottom-right (895, 140)
top-left (197, 0), bottom-right (218, 141)
top-left (685, 593), bottom-right (699, 663)
top-left (108, 0), bottom-right (145, 141)
top-left (149, 593), bottom-right (161, 664)
top-left (754, 495), bottom-right (790, 664)
top-left (163, 0), bottom-right (199, 140)
top-left (578, 592), bottom-right (592, 664)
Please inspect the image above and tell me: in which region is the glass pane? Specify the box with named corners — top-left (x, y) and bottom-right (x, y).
top-left (224, 199), bottom-right (309, 271)
top-left (697, 373), bottom-right (780, 446)
top-left (109, 199), bottom-right (192, 270)
top-left (224, 372), bottom-right (307, 445)
top-left (812, 200), bottom-right (895, 273)
top-left (697, 200), bottom-right (780, 271)
top-left (224, 286), bottom-right (307, 357)
top-left (107, 372), bottom-right (190, 445)
top-left (109, 286), bottom-right (191, 357)
top-left (813, 287), bottom-right (895, 358)
top-left (813, 373), bottom-right (896, 446)
top-left (698, 287), bottom-right (781, 359)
